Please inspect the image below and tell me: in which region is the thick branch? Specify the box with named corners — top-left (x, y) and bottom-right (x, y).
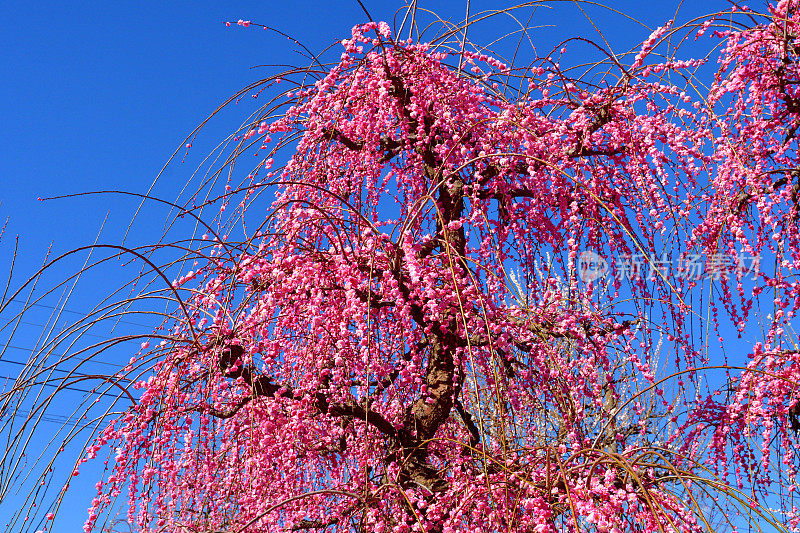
top-left (454, 398), bottom-right (480, 449)
top-left (214, 344), bottom-right (401, 440)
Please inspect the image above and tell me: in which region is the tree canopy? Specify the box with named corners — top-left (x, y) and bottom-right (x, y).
top-left (3, 2), bottom-right (800, 532)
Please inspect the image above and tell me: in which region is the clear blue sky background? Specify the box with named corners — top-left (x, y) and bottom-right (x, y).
top-left (1, 0), bottom-right (707, 276)
top-left (1, 1), bottom-right (733, 532)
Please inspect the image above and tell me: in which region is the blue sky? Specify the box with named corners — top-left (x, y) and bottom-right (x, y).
top-left (0, 1), bottom-right (738, 531)
top-left (1, 0), bottom-right (706, 270)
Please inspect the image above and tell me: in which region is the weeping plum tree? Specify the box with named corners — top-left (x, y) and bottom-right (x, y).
top-left (4, 1), bottom-right (800, 532)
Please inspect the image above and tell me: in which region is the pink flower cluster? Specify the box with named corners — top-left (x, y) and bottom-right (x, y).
top-left (71, 3), bottom-right (800, 531)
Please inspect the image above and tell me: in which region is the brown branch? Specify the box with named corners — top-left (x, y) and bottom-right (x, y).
top-left (213, 343), bottom-right (402, 441)
top-left (323, 127), bottom-right (408, 164)
top-left (734, 173), bottom-right (790, 214)
top-left (323, 128), bottom-right (364, 151)
top-left (454, 398), bottom-right (480, 449)
top-left (569, 145), bottom-right (625, 158)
